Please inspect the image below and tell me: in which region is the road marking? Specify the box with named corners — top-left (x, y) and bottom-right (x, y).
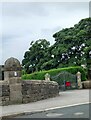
top-left (45, 102), bottom-right (90, 111)
top-left (46, 113), bottom-right (64, 117)
top-left (74, 112), bottom-right (84, 116)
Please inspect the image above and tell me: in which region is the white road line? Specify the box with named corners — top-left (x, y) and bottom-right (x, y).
top-left (46, 113), bottom-right (64, 117)
top-left (45, 102), bottom-right (90, 111)
top-left (74, 112), bottom-right (84, 116)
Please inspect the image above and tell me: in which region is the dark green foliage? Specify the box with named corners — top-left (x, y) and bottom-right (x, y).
top-left (22, 39), bottom-right (50, 73)
top-left (22, 18), bottom-right (91, 73)
top-left (22, 66), bottom-right (86, 83)
top-left (52, 18), bottom-right (91, 67)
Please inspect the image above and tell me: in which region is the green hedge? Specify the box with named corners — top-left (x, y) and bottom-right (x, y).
top-left (22, 66), bottom-right (87, 82)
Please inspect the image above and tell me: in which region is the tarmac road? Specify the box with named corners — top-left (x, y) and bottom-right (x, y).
top-left (15, 103), bottom-right (90, 119)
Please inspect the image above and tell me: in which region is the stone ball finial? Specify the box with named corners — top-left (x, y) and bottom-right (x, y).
top-left (4, 57), bottom-right (21, 71)
top-left (77, 71), bottom-right (81, 75)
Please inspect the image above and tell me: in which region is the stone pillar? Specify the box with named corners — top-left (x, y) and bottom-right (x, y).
top-left (4, 57), bottom-right (22, 104)
top-left (9, 81), bottom-right (22, 104)
top-left (45, 73), bottom-right (50, 82)
top-left (76, 71), bottom-right (82, 89)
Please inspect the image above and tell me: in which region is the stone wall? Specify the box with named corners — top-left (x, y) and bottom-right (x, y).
top-left (0, 65), bottom-right (4, 80)
top-left (22, 80), bottom-right (59, 103)
top-left (0, 80), bottom-right (59, 106)
top-left (82, 81), bottom-right (91, 89)
top-left (0, 57), bottom-right (59, 106)
top-left (0, 83), bottom-right (10, 105)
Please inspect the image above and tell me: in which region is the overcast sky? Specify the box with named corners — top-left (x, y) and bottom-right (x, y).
top-left (0, 1), bottom-right (90, 64)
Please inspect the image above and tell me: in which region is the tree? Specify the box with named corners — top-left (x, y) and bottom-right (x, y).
top-left (22, 39), bottom-right (50, 73)
top-left (52, 17), bottom-right (91, 67)
top-left (22, 17), bottom-right (91, 73)
top-left (85, 46), bottom-right (91, 79)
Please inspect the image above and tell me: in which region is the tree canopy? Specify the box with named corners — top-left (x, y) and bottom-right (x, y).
top-left (22, 39), bottom-right (50, 73)
top-left (22, 18), bottom-right (91, 73)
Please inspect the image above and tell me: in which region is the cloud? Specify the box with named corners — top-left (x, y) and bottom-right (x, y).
top-left (0, 0), bottom-right (90, 2)
top-left (89, 1), bottom-right (91, 17)
top-left (2, 3), bottom-right (48, 17)
top-left (1, 2), bottom-right (89, 64)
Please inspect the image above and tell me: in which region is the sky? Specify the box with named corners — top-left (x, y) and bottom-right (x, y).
top-left (0, 1), bottom-right (90, 64)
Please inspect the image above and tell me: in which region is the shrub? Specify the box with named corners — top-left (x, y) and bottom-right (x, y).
top-left (22, 66), bottom-right (86, 82)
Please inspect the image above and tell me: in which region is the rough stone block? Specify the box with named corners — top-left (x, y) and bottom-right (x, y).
top-left (2, 85), bottom-right (10, 92)
top-left (10, 91), bottom-right (22, 103)
top-left (82, 81), bottom-right (91, 89)
top-left (8, 77), bottom-right (21, 84)
top-left (0, 97), bottom-right (2, 103)
top-left (2, 91), bottom-right (10, 96)
top-left (10, 83), bottom-right (22, 91)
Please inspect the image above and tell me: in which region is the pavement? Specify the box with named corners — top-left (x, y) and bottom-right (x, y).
top-left (0, 89), bottom-right (90, 118)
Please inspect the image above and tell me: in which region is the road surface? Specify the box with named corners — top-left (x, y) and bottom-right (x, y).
top-left (15, 103), bottom-right (90, 119)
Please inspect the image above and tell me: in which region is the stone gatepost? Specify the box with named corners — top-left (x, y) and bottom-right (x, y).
top-left (76, 71), bottom-right (82, 89)
top-left (88, 68), bottom-right (91, 80)
top-left (4, 57), bottom-right (22, 104)
top-left (45, 73), bottom-right (50, 82)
